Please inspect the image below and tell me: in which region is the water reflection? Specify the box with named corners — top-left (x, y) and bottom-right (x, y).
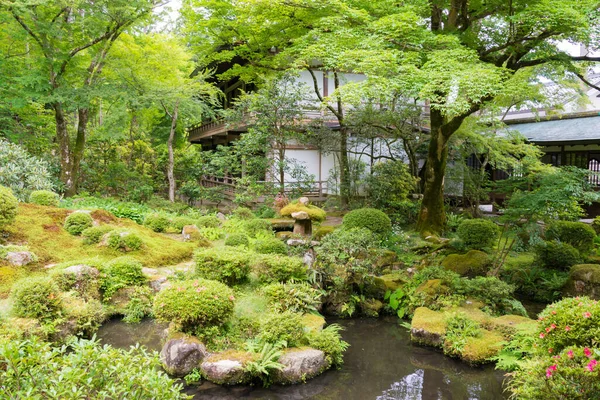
top-left (98, 317), bottom-right (508, 400)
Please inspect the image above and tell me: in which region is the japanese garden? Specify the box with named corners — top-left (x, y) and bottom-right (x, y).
top-left (3, 1), bottom-right (600, 399)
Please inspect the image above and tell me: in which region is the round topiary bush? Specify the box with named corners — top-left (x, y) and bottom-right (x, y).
top-left (107, 231), bottom-right (143, 252)
top-left (171, 216), bottom-right (196, 232)
top-left (11, 276), bottom-right (63, 320)
top-left (0, 185), bottom-right (18, 229)
top-left (28, 190), bottom-right (60, 207)
top-left (545, 221), bottom-right (596, 253)
top-left (253, 238), bottom-right (288, 255)
top-left (81, 226), bottom-right (113, 245)
top-left (194, 248), bottom-right (252, 285)
top-left (535, 241), bottom-right (581, 270)
top-left (456, 219), bottom-right (500, 250)
top-left (257, 311), bottom-right (305, 347)
top-left (243, 219), bottom-right (273, 238)
top-left (153, 278), bottom-right (235, 332)
top-left (143, 213), bottom-right (170, 232)
top-left (197, 215), bottom-right (221, 228)
top-left (342, 208), bottom-right (392, 236)
top-left (224, 233), bottom-right (250, 247)
top-left (100, 257), bottom-right (146, 298)
top-left (253, 254), bottom-right (308, 283)
top-left (231, 207), bottom-right (255, 220)
top-left (64, 212), bottom-right (94, 236)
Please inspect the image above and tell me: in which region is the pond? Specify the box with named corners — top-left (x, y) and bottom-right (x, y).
top-left (97, 317), bottom-right (508, 400)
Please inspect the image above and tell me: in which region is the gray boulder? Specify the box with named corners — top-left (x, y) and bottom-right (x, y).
top-left (160, 335), bottom-right (209, 377)
top-left (6, 251), bottom-right (35, 266)
top-left (201, 358), bottom-right (248, 385)
top-left (273, 348), bottom-right (329, 385)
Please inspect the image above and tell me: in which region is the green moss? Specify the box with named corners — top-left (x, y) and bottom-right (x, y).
top-left (415, 279), bottom-right (451, 297)
top-left (411, 307), bottom-right (447, 337)
top-left (313, 225), bottom-right (335, 240)
top-left (372, 273), bottom-right (407, 292)
top-left (301, 313), bottom-right (326, 332)
top-left (280, 203), bottom-right (326, 222)
top-left (268, 219), bottom-right (295, 230)
top-left (441, 250), bottom-right (491, 277)
top-left (461, 330), bottom-right (504, 365)
top-left (569, 264), bottom-right (600, 284)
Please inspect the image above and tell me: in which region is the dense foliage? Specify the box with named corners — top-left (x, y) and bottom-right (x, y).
top-left (0, 141), bottom-right (54, 201)
top-left (29, 190), bottom-right (60, 207)
top-left (194, 248), bottom-right (252, 285)
top-left (342, 208), bottom-right (392, 236)
top-left (11, 276), bottom-right (63, 320)
top-left (0, 185), bottom-right (18, 229)
top-left (456, 219), bottom-right (499, 250)
top-left (545, 221), bottom-right (596, 253)
top-left (153, 279), bottom-right (234, 332)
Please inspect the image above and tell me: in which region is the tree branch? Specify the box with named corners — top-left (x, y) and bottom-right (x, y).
top-left (307, 68), bottom-right (342, 121)
top-left (576, 72), bottom-right (600, 92)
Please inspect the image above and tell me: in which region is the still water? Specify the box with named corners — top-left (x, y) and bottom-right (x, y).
top-left (97, 317), bottom-right (508, 400)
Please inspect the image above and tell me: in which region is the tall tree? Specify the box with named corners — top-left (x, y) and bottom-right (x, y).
top-left (107, 33), bottom-right (218, 202)
top-left (5, 0), bottom-right (159, 195)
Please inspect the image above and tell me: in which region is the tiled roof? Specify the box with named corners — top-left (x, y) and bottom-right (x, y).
top-left (509, 114), bottom-right (600, 143)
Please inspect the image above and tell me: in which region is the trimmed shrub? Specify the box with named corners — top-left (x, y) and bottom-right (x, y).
top-left (280, 202), bottom-right (326, 222)
top-left (197, 215), bottom-right (221, 228)
top-left (194, 248), bottom-right (252, 285)
top-left (456, 219), bottom-right (500, 250)
top-left (342, 208), bottom-right (392, 236)
top-left (107, 231), bottom-right (143, 252)
top-left (0, 185), bottom-right (18, 229)
top-left (64, 212), bottom-right (93, 236)
top-left (11, 276), bottom-right (63, 320)
top-left (153, 278), bottom-right (234, 332)
top-left (545, 221), bottom-right (596, 253)
top-left (313, 225), bottom-right (335, 240)
top-left (29, 190), bottom-right (60, 207)
top-left (143, 213), bottom-right (170, 232)
top-left (257, 311), bottom-right (305, 347)
top-left (100, 257), bottom-right (146, 298)
top-left (535, 241), bottom-right (581, 270)
top-left (171, 216), bottom-right (196, 232)
top-left (253, 254), bottom-right (307, 283)
top-left (231, 207), bottom-right (255, 220)
top-left (224, 233), bottom-right (250, 247)
top-left (244, 219), bottom-right (273, 238)
top-left (263, 282), bottom-right (321, 313)
top-left (81, 225), bottom-right (113, 245)
top-left (253, 238), bottom-right (287, 255)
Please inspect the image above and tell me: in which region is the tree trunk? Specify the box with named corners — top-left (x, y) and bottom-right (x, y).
top-left (167, 102), bottom-right (179, 203)
top-left (53, 102), bottom-right (72, 191)
top-left (339, 126), bottom-right (350, 208)
top-left (65, 107), bottom-right (89, 196)
top-left (417, 109), bottom-right (450, 236)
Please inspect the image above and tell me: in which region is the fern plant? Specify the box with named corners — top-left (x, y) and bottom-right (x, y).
top-left (243, 341), bottom-right (285, 387)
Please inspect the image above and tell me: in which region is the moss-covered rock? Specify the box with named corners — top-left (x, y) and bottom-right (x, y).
top-left (459, 330), bottom-right (504, 365)
top-left (302, 313), bottom-right (326, 333)
top-left (410, 307), bottom-right (446, 347)
top-left (371, 273), bottom-right (407, 294)
top-left (361, 298), bottom-right (384, 317)
top-left (272, 348), bottom-right (330, 385)
top-left (201, 351), bottom-right (252, 385)
top-left (441, 250), bottom-right (491, 277)
top-left (563, 263), bottom-right (600, 299)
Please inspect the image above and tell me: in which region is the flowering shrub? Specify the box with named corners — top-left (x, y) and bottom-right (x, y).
top-left (509, 346), bottom-right (600, 399)
top-left (194, 248), bottom-right (252, 285)
top-left (153, 279), bottom-right (234, 333)
top-left (535, 296), bottom-right (600, 354)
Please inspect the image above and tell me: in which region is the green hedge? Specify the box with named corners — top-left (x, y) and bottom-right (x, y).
top-left (545, 221), bottom-right (596, 253)
top-left (456, 219), bottom-right (499, 250)
top-left (194, 248), bottom-right (252, 285)
top-left (342, 208), bottom-right (392, 236)
top-left (29, 190), bottom-right (60, 207)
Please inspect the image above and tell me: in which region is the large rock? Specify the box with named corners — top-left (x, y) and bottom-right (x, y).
top-left (182, 225), bottom-right (202, 242)
top-left (563, 264), bottom-right (600, 299)
top-left (6, 251), bottom-right (35, 266)
top-left (298, 197), bottom-right (310, 206)
top-left (201, 354), bottom-right (249, 385)
top-left (441, 250), bottom-right (491, 277)
top-left (273, 348), bottom-right (329, 385)
top-left (161, 335), bottom-right (209, 377)
top-left (291, 211), bottom-right (310, 220)
top-left (410, 307), bottom-right (446, 347)
top-left (60, 264), bottom-right (100, 299)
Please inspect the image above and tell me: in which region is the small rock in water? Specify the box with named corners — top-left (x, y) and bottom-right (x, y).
top-left (160, 336), bottom-right (208, 377)
top-left (273, 348), bottom-right (329, 384)
top-left (201, 359), bottom-right (247, 385)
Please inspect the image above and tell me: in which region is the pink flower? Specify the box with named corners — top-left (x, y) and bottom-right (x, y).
top-left (568, 350), bottom-right (574, 359)
top-left (585, 348), bottom-right (593, 358)
top-left (586, 359), bottom-right (598, 372)
top-left (552, 355), bottom-right (561, 360)
top-left (193, 281), bottom-right (199, 287)
top-left (545, 327), bottom-right (551, 333)
top-left (565, 326), bottom-right (571, 332)
top-left (539, 333), bottom-right (545, 339)
top-left (551, 311), bottom-right (557, 315)
top-left (546, 365), bottom-right (557, 378)
top-left (550, 323), bottom-right (557, 329)
top-left (584, 312), bottom-right (592, 318)
top-left (177, 287), bottom-right (184, 292)
top-left (548, 348), bottom-right (554, 354)
top-left (229, 295), bottom-right (235, 301)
